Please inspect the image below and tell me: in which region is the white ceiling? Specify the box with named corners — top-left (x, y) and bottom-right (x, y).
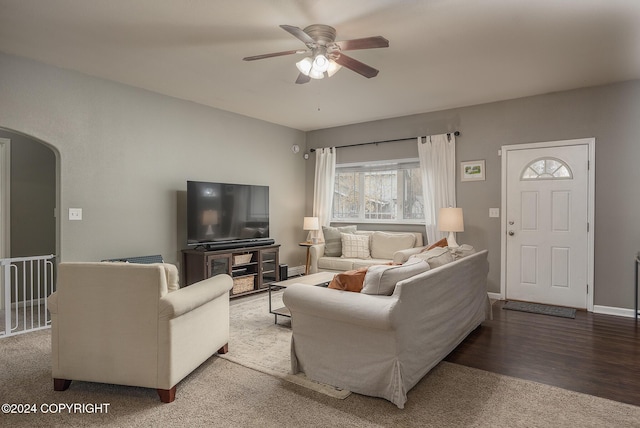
top-left (1, 0), bottom-right (639, 131)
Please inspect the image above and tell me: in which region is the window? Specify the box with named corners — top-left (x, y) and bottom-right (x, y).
top-left (521, 157), bottom-right (572, 180)
top-left (332, 160), bottom-right (424, 223)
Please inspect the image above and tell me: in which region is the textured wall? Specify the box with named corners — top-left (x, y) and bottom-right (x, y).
top-left (307, 80), bottom-right (640, 311)
top-left (0, 53), bottom-right (308, 269)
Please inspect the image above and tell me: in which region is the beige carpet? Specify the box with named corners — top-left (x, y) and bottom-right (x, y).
top-left (221, 291), bottom-right (350, 399)
top-left (1, 301), bottom-right (640, 427)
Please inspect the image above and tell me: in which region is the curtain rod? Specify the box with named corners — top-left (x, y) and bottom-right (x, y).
top-left (309, 131), bottom-right (460, 153)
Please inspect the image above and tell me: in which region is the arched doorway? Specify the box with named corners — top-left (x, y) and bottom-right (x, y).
top-left (0, 127), bottom-right (59, 336)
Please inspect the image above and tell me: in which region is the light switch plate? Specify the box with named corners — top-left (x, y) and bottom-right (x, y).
top-left (69, 208), bottom-right (82, 221)
top-left (489, 208), bottom-right (500, 218)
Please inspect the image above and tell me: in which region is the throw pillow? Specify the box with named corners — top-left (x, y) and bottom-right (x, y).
top-left (370, 232), bottom-right (417, 259)
top-left (328, 267), bottom-right (368, 292)
top-left (361, 258), bottom-right (429, 296)
top-left (410, 246), bottom-right (454, 269)
top-left (323, 225), bottom-right (357, 257)
top-left (424, 237), bottom-right (448, 251)
top-left (341, 233), bottom-right (371, 259)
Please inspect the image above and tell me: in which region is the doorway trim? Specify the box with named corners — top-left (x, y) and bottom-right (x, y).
top-left (0, 137), bottom-right (10, 309)
top-left (500, 138), bottom-right (595, 311)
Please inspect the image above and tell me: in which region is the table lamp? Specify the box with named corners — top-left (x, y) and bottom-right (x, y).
top-left (303, 217), bottom-right (320, 244)
top-left (438, 207), bottom-right (464, 248)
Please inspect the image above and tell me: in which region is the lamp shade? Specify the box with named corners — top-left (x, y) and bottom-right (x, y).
top-left (438, 207), bottom-right (463, 248)
top-left (303, 217), bottom-right (319, 231)
top-left (438, 208), bottom-right (464, 232)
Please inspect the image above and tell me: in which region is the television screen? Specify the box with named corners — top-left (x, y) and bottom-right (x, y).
top-left (187, 181), bottom-right (269, 247)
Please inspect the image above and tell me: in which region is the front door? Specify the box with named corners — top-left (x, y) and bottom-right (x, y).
top-left (504, 141), bottom-right (591, 309)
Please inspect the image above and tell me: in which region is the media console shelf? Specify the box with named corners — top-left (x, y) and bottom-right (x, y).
top-left (182, 244), bottom-right (280, 298)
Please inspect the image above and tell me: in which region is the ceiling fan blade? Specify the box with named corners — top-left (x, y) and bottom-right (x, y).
top-left (336, 36), bottom-right (389, 51)
top-left (295, 73), bottom-right (311, 84)
top-left (243, 49), bottom-right (306, 61)
top-left (334, 53), bottom-right (379, 78)
top-left (280, 25), bottom-right (315, 45)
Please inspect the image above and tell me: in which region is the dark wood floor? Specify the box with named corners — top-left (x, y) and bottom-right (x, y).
top-left (445, 300), bottom-right (640, 407)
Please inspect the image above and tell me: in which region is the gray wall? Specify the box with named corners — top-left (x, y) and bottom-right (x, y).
top-left (3, 129), bottom-right (56, 257)
top-left (307, 80), bottom-right (640, 310)
top-left (0, 53), bottom-right (309, 270)
top-left (3, 49), bottom-right (639, 310)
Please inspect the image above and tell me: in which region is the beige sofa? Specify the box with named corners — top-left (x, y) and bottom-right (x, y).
top-left (309, 230), bottom-right (425, 273)
top-left (48, 262), bottom-right (233, 402)
top-left (283, 250), bottom-right (490, 409)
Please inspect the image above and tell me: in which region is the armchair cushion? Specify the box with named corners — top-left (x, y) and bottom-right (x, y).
top-left (152, 263), bottom-right (180, 292)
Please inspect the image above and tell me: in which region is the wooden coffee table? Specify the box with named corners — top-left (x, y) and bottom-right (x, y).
top-left (268, 271), bottom-right (336, 323)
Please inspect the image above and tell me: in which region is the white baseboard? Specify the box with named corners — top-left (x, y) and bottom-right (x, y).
top-left (287, 265), bottom-right (305, 277)
top-left (486, 296), bottom-right (636, 319)
top-left (488, 292), bottom-right (503, 301)
top-left (593, 305), bottom-right (637, 318)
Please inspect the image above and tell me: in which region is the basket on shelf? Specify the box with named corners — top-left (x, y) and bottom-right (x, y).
top-left (233, 254), bottom-right (253, 265)
top-left (232, 276), bottom-right (254, 294)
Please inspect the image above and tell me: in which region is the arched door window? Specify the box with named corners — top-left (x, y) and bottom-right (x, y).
top-left (521, 157), bottom-right (572, 180)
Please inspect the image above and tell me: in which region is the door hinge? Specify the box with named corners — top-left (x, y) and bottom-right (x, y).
top-left (587, 283), bottom-right (589, 294)
top-left (587, 160), bottom-right (590, 170)
top-left (587, 222), bottom-right (590, 232)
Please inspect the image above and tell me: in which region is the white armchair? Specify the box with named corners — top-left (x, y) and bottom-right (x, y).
top-left (48, 262), bottom-right (233, 403)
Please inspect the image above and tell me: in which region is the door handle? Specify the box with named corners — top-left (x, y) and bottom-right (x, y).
top-left (508, 230), bottom-right (515, 236)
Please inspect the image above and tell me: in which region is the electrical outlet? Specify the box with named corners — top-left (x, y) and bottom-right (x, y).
top-left (489, 208), bottom-right (500, 218)
top-left (69, 208), bottom-right (83, 221)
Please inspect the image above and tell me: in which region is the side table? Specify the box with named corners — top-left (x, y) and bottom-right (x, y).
top-left (299, 242), bottom-right (313, 275)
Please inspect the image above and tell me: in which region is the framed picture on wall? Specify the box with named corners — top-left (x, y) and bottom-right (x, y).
top-left (461, 160), bottom-right (486, 181)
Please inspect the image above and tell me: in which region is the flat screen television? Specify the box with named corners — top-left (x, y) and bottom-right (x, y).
top-left (187, 180), bottom-right (270, 249)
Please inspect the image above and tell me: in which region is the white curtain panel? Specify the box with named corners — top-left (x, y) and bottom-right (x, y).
top-left (312, 147), bottom-right (336, 242)
top-left (417, 134), bottom-right (456, 244)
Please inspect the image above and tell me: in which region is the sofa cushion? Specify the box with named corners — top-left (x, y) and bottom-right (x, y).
top-left (323, 225), bottom-right (357, 257)
top-left (370, 232), bottom-right (417, 259)
top-left (318, 257), bottom-right (359, 272)
top-left (361, 258), bottom-right (429, 296)
top-left (328, 267), bottom-right (368, 292)
top-left (410, 247), bottom-right (454, 268)
top-left (352, 259), bottom-right (393, 270)
top-left (152, 263), bottom-right (180, 292)
top-left (341, 233), bottom-right (371, 259)
top-left (450, 244), bottom-right (476, 260)
top-left (163, 264), bottom-right (180, 292)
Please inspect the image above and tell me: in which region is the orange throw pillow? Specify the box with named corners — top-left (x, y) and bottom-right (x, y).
top-left (328, 267), bottom-right (369, 292)
top-left (423, 237), bottom-right (448, 252)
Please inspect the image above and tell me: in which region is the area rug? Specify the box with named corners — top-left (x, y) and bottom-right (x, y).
top-left (503, 301), bottom-right (576, 319)
top-left (220, 292), bottom-right (351, 399)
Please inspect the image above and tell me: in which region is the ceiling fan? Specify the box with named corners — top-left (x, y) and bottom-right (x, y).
top-left (243, 24), bottom-right (389, 84)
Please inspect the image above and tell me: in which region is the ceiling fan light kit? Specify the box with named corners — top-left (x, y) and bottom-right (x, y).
top-left (244, 24), bottom-right (388, 84)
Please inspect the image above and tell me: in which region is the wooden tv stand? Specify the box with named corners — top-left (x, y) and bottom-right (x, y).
top-left (182, 244), bottom-right (280, 298)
